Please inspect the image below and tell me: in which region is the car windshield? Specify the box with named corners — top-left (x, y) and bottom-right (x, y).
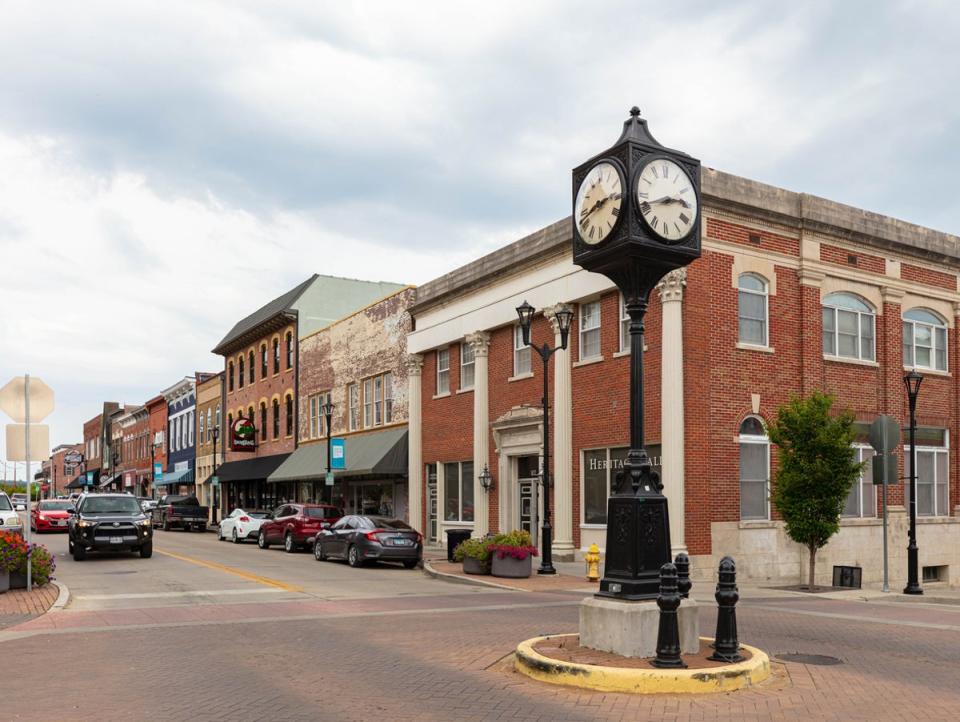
top-left (39, 502), bottom-right (73, 511)
top-left (248, 511), bottom-right (270, 519)
top-left (81, 497), bottom-right (143, 515)
top-left (304, 507), bottom-right (340, 519)
top-left (367, 517), bottom-right (412, 530)
top-left (0, 496), bottom-right (11, 511)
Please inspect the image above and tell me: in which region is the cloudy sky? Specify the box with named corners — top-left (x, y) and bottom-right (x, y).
top-left (1, 1), bottom-right (959, 467)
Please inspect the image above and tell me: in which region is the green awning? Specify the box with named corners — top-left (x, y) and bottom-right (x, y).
top-left (268, 427), bottom-right (407, 483)
top-left (154, 468), bottom-right (194, 486)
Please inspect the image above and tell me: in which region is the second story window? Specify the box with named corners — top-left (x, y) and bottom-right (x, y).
top-left (238, 356), bottom-right (245, 389)
top-left (272, 398), bottom-right (280, 439)
top-left (249, 350), bottom-right (255, 384)
top-left (286, 332), bottom-right (294, 369)
top-left (903, 308), bottom-right (947, 371)
top-left (363, 378), bottom-right (374, 427)
top-left (348, 383), bottom-right (359, 431)
top-left (273, 338), bottom-right (280, 374)
top-left (579, 300), bottom-right (601, 360)
top-left (460, 342), bottom-right (475, 389)
top-left (738, 274), bottom-right (769, 347)
top-left (199, 410), bottom-right (205, 442)
top-left (823, 292), bottom-right (875, 362)
top-left (374, 376), bottom-right (383, 425)
top-left (619, 294), bottom-right (630, 353)
top-left (384, 372), bottom-right (393, 423)
top-left (260, 344), bottom-right (268, 377)
top-left (513, 326), bottom-right (530, 376)
top-left (436, 348), bottom-right (450, 395)
top-left (228, 361), bottom-right (234, 392)
top-left (260, 403), bottom-right (267, 442)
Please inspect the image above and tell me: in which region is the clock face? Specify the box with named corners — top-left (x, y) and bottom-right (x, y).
top-left (575, 161), bottom-right (623, 244)
top-left (635, 158), bottom-right (698, 242)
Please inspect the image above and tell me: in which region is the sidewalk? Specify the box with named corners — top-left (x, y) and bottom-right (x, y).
top-left (0, 584), bottom-right (60, 629)
top-left (424, 557), bottom-right (598, 593)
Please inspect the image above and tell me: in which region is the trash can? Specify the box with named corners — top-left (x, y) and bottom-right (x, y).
top-left (445, 529), bottom-right (472, 562)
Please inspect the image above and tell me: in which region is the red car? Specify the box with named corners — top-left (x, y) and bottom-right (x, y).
top-left (257, 503), bottom-right (343, 553)
top-left (31, 500), bottom-right (74, 533)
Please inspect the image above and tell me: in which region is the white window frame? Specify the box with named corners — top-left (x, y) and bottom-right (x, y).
top-left (460, 341), bottom-right (475, 389)
top-left (737, 273), bottom-right (769, 347)
top-left (513, 325), bottom-right (531, 376)
top-left (374, 376), bottom-right (383, 426)
top-left (309, 394), bottom-right (320, 439)
top-left (199, 410), bottom-right (205, 443)
top-left (384, 372), bottom-right (393, 423)
top-left (842, 444), bottom-right (877, 518)
top-left (348, 383), bottom-right (359, 431)
top-left (579, 300), bottom-right (602, 361)
top-left (903, 308), bottom-right (948, 372)
top-left (443, 460), bottom-right (474, 523)
top-left (436, 348), bottom-right (450, 395)
top-left (905, 429), bottom-right (950, 517)
top-left (618, 294), bottom-right (629, 353)
top-left (823, 293), bottom-right (876, 362)
top-left (739, 417), bottom-right (770, 521)
top-left (363, 378), bottom-right (374, 427)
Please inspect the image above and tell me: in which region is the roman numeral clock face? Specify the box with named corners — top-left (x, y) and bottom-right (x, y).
top-left (575, 162), bottom-right (623, 244)
top-left (636, 158), bottom-right (698, 242)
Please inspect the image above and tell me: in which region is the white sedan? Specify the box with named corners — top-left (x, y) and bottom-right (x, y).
top-left (218, 508), bottom-right (270, 544)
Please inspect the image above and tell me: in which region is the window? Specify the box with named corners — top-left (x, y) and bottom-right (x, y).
top-left (206, 408), bottom-right (212, 443)
top-left (384, 372), bottom-right (393, 423)
top-left (238, 356), bottom-right (245, 388)
top-left (739, 416), bottom-right (769, 520)
top-left (309, 394), bottom-right (320, 439)
top-left (579, 300), bottom-right (601, 360)
top-left (374, 376), bottom-right (383, 425)
top-left (286, 332), bottom-right (293, 369)
top-left (443, 461), bottom-right (474, 522)
top-left (903, 308), bottom-right (947, 371)
top-left (285, 395), bottom-right (294, 436)
top-left (260, 344), bottom-right (268, 377)
top-left (619, 294), bottom-right (630, 353)
top-left (513, 325), bottom-right (531, 376)
top-left (272, 399), bottom-right (280, 439)
top-left (216, 405), bottom-right (221, 437)
top-left (348, 383), bottom-right (359, 431)
top-left (363, 378), bottom-right (374, 427)
top-left (273, 338), bottom-right (280, 374)
top-left (260, 403), bottom-right (267, 441)
top-left (228, 361), bottom-right (234, 392)
top-left (823, 293), bottom-right (875, 361)
top-left (738, 274), bottom-right (768, 346)
top-left (436, 348), bottom-right (450, 394)
top-left (249, 350), bottom-right (255, 384)
top-left (199, 410), bottom-right (205, 443)
top-left (227, 413), bottom-right (233, 440)
top-left (843, 441), bottom-right (877, 518)
top-left (905, 428), bottom-right (949, 516)
top-left (460, 342), bottom-right (475, 389)
top-left (582, 447), bottom-right (629, 524)
top-left (188, 411), bottom-right (194, 446)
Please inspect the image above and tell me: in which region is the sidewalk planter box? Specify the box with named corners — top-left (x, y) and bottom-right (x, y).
top-left (9, 572), bottom-right (27, 589)
top-left (492, 554), bottom-right (532, 578)
top-left (462, 557), bottom-right (490, 575)
top-left (0, 570), bottom-right (8, 594)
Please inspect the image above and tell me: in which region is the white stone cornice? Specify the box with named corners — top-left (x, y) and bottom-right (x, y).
top-left (798, 267), bottom-right (825, 288)
top-left (657, 268), bottom-right (687, 303)
top-left (881, 286), bottom-right (905, 304)
top-left (543, 303), bottom-right (574, 334)
top-left (405, 353), bottom-right (424, 376)
top-left (465, 331), bottom-right (491, 357)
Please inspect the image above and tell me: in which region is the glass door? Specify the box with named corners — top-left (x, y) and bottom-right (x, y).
top-left (427, 463), bottom-right (438, 542)
top-left (517, 455), bottom-right (539, 543)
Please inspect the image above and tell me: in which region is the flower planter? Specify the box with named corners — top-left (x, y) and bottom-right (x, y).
top-left (0, 570), bottom-right (8, 594)
top-left (9, 572), bottom-right (27, 589)
top-left (462, 557), bottom-right (490, 575)
top-left (492, 554), bottom-right (533, 578)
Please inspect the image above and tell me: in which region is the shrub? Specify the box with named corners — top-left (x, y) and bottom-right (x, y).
top-left (489, 529), bottom-right (538, 561)
top-left (0, 531), bottom-right (28, 573)
top-left (21, 544), bottom-right (56, 587)
top-left (453, 537), bottom-right (492, 563)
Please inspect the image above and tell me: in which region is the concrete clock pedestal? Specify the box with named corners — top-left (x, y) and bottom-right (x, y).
top-left (579, 597), bottom-right (699, 658)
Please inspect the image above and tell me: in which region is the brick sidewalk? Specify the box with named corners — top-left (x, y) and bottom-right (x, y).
top-left (427, 558), bottom-right (598, 592)
top-left (0, 584), bottom-right (58, 629)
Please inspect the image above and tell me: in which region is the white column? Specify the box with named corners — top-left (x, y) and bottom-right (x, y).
top-left (545, 304), bottom-right (575, 560)
top-left (657, 268), bottom-right (687, 556)
top-left (467, 331), bottom-right (491, 536)
top-left (406, 354), bottom-right (424, 531)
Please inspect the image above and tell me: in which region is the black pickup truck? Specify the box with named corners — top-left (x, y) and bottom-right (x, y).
top-left (68, 493), bottom-right (153, 560)
top-left (151, 495), bottom-right (210, 532)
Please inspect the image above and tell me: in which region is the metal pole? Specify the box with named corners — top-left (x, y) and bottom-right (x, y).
top-left (326, 410), bottom-right (332, 505)
top-left (24, 374), bottom-right (32, 590)
top-left (881, 472), bottom-right (889, 593)
top-left (904, 387), bottom-right (922, 595)
top-left (538, 347), bottom-right (555, 575)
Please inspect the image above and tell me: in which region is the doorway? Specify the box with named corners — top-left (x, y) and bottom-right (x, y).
top-left (516, 455), bottom-right (540, 546)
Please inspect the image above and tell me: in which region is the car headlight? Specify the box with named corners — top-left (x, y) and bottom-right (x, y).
top-left (136, 518), bottom-right (151, 527)
top-left (78, 520), bottom-right (95, 528)
top-left (5, 516), bottom-right (21, 526)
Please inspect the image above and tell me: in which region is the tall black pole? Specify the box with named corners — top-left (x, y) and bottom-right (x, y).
top-left (904, 373), bottom-right (923, 595)
top-left (325, 408), bottom-right (333, 506)
top-left (212, 429), bottom-right (219, 525)
top-left (539, 346), bottom-right (555, 575)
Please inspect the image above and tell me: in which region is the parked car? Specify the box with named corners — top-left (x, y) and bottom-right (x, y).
top-left (151, 495), bottom-right (209, 531)
top-left (0, 492), bottom-right (23, 536)
top-left (257, 504), bottom-right (342, 553)
top-left (313, 515), bottom-right (422, 569)
top-left (68, 493), bottom-right (153, 560)
top-left (138, 497), bottom-right (159, 513)
top-left (30, 499), bottom-right (74, 533)
top-left (218, 508), bottom-right (270, 543)
top-left (11, 493), bottom-right (27, 511)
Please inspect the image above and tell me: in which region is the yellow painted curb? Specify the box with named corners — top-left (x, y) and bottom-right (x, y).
top-left (515, 634), bottom-right (770, 694)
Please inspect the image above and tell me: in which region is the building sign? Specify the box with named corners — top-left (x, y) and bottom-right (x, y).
top-left (230, 417), bottom-right (257, 452)
top-left (85, 471), bottom-right (94, 486)
top-left (64, 451), bottom-right (83, 465)
top-left (124, 472), bottom-right (133, 487)
top-left (331, 438), bottom-right (346, 469)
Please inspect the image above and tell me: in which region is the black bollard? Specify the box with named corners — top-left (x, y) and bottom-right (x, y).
top-left (651, 562), bottom-right (687, 668)
top-left (708, 556), bottom-right (743, 663)
top-left (675, 552), bottom-right (691, 599)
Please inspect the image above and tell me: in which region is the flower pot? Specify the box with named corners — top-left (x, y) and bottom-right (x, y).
top-left (462, 557), bottom-right (490, 575)
top-left (0, 570), bottom-right (9, 594)
top-left (9, 572), bottom-right (27, 589)
top-left (492, 554), bottom-right (532, 578)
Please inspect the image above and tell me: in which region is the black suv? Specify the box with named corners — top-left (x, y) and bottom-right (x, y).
top-left (68, 493), bottom-right (154, 561)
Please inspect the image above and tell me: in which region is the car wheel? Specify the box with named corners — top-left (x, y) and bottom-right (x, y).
top-left (232, 528), bottom-right (241, 544)
top-left (284, 533), bottom-right (296, 553)
top-left (217, 527), bottom-right (224, 541)
top-left (140, 541), bottom-right (153, 558)
top-left (314, 541), bottom-right (326, 562)
top-left (73, 543), bottom-right (86, 562)
top-left (402, 559), bottom-right (419, 570)
top-left (258, 530), bottom-right (269, 549)
top-left (347, 544), bottom-right (363, 568)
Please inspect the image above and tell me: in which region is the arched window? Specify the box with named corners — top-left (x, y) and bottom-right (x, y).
top-left (273, 338), bottom-right (280, 374)
top-left (260, 402), bottom-right (268, 442)
top-left (260, 344), bottom-right (268, 377)
top-left (247, 406), bottom-right (254, 427)
top-left (286, 332), bottom-right (294, 369)
top-left (739, 416), bottom-right (769, 520)
top-left (249, 350), bottom-right (255, 384)
top-left (903, 308), bottom-right (947, 371)
top-left (285, 394), bottom-right (294, 436)
top-left (272, 398), bottom-right (280, 439)
top-left (823, 293), bottom-right (875, 361)
top-left (228, 361), bottom-right (234, 392)
top-left (238, 356), bottom-right (245, 389)
top-left (227, 413), bottom-right (233, 437)
top-left (737, 274), bottom-right (768, 346)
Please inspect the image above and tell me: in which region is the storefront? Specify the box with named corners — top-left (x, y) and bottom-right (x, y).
top-left (217, 453), bottom-right (291, 512)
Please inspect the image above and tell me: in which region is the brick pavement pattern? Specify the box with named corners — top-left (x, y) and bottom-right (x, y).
top-left (3, 592), bottom-right (960, 720)
top-left (0, 584), bottom-right (57, 629)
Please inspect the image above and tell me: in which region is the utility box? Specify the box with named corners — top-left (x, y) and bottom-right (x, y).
top-left (832, 565), bottom-right (862, 589)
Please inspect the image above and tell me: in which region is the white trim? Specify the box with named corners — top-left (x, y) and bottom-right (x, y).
top-left (823, 354), bottom-right (880, 368)
top-left (572, 356), bottom-right (605, 368)
top-left (738, 416), bottom-right (770, 521)
top-left (737, 343), bottom-right (775, 354)
top-left (737, 273), bottom-right (769, 347)
top-left (578, 300), bottom-right (601, 361)
top-left (507, 372), bottom-right (534, 383)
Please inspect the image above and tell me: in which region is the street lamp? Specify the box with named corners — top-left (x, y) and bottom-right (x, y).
top-left (903, 369), bottom-right (924, 595)
top-left (322, 399), bottom-right (336, 504)
top-left (478, 465), bottom-right (493, 493)
top-left (516, 301), bottom-right (573, 575)
top-left (211, 426), bottom-right (220, 525)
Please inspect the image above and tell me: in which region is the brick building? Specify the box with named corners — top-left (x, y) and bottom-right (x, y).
top-left (269, 286), bottom-right (415, 517)
top-left (145, 395), bottom-right (168, 495)
top-left (76, 402), bottom-right (120, 490)
top-left (48, 443), bottom-right (82, 496)
top-left (214, 274), bottom-right (406, 512)
top-left (407, 168), bottom-right (960, 589)
top-left (195, 372), bottom-right (224, 521)
top-left (113, 405), bottom-right (151, 495)
top-left (157, 376), bottom-right (199, 495)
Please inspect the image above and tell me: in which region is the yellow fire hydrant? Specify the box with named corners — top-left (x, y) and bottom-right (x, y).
top-left (585, 543), bottom-right (601, 582)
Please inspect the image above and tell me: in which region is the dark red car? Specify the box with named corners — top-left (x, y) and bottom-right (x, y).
top-left (257, 503), bottom-right (343, 553)
top-left (31, 500), bottom-right (74, 533)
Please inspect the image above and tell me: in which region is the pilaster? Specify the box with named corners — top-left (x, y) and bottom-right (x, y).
top-left (405, 354), bottom-right (424, 532)
top-left (544, 304), bottom-right (574, 559)
top-left (466, 332), bottom-right (491, 536)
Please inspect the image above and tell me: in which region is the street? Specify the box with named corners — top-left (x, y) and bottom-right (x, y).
top-left (0, 528), bottom-right (958, 720)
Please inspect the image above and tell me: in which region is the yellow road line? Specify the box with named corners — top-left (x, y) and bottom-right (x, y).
top-left (156, 549), bottom-right (303, 593)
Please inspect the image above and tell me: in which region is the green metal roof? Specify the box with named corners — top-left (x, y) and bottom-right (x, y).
top-left (268, 427), bottom-right (408, 482)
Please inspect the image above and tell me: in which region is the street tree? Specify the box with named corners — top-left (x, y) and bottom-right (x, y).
top-left (766, 392), bottom-right (864, 591)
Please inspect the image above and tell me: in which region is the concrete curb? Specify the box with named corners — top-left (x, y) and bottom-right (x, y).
top-left (515, 634), bottom-right (771, 694)
top-left (50, 581), bottom-right (69, 612)
top-left (422, 559), bottom-right (528, 592)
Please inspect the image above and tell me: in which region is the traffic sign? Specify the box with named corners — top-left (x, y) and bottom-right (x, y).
top-left (5, 424), bottom-right (50, 461)
top-left (872, 453), bottom-right (898, 485)
top-left (0, 376), bottom-right (54, 422)
top-left (869, 415), bottom-right (901, 454)
top-left (325, 472), bottom-right (335, 486)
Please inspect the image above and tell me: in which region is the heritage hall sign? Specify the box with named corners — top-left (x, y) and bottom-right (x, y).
top-left (230, 416), bottom-right (257, 452)
top-left (572, 107), bottom-right (701, 600)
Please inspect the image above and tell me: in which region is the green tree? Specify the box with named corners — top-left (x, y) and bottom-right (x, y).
top-left (766, 392), bottom-right (864, 591)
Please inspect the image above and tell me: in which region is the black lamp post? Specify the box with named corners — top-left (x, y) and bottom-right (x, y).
top-left (516, 301), bottom-right (573, 575)
top-left (211, 426), bottom-right (220, 525)
top-left (322, 400), bottom-right (336, 504)
top-left (903, 369), bottom-right (924, 595)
